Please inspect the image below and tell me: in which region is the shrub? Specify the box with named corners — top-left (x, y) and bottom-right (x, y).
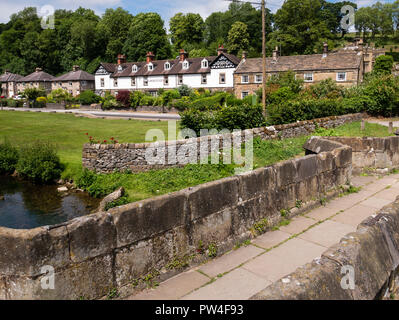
top-left (307, 79), bottom-right (344, 99)
top-left (16, 141), bottom-right (63, 183)
top-left (47, 89), bottom-right (71, 103)
top-left (179, 109), bottom-right (218, 135)
top-left (140, 94), bottom-right (156, 106)
top-left (6, 99), bottom-right (23, 108)
top-left (161, 89), bottom-right (181, 106)
top-left (0, 97), bottom-right (7, 106)
top-left (130, 91), bottom-right (145, 108)
top-left (178, 84), bottom-right (192, 97)
top-left (116, 90), bottom-right (130, 108)
top-left (374, 55), bottom-right (394, 74)
top-left (0, 139), bottom-right (19, 174)
top-left (36, 96), bottom-right (47, 108)
top-left (22, 88), bottom-right (46, 107)
top-left (188, 92), bottom-right (227, 110)
top-left (78, 90), bottom-right (101, 105)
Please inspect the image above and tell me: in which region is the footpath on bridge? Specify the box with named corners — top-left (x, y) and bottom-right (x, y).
top-left (128, 173), bottom-right (399, 300)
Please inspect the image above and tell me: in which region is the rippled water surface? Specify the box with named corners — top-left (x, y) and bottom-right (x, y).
top-left (0, 175), bottom-right (100, 229)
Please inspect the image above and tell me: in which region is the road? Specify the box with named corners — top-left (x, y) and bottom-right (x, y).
top-left (0, 107), bottom-right (181, 121)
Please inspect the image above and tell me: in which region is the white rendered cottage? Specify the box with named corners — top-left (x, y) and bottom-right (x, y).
top-left (94, 46), bottom-right (240, 96)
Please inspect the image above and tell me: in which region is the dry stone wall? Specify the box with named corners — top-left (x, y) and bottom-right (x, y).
top-left (82, 113), bottom-right (363, 173)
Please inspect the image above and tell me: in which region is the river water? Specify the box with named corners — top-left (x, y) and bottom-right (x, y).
top-left (0, 175), bottom-right (100, 229)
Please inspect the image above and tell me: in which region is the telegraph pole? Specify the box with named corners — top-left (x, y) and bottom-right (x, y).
top-left (261, 0), bottom-right (267, 117)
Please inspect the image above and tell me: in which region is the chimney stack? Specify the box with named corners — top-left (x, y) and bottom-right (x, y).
top-left (146, 52), bottom-right (155, 64)
top-left (322, 42), bottom-right (328, 58)
top-left (35, 67), bottom-right (42, 72)
top-left (72, 65), bottom-right (80, 72)
top-left (179, 49), bottom-right (188, 62)
top-left (272, 46), bottom-right (278, 62)
top-left (241, 51), bottom-right (247, 61)
top-left (217, 45), bottom-right (227, 56)
top-left (117, 54), bottom-right (126, 65)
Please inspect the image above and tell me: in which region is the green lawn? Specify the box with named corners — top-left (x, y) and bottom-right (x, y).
top-left (0, 112), bottom-right (393, 204)
top-left (0, 111), bottom-right (170, 178)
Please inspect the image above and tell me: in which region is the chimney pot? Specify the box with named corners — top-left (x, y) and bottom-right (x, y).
top-left (241, 51), bottom-right (247, 61)
top-left (217, 45), bottom-right (227, 56)
top-left (72, 65), bottom-right (80, 72)
top-left (35, 67), bottom-right (42, 72)
top-left (117, 54), bottom-right (126, 65)
top-left (272, 46), bottom-right (279, 62)
top-left (322, 42), bottom-right (328, 57)
top-left (179, 49), bottom-right (188, 62)
top-left (146, 52), bottom-right (155, 64)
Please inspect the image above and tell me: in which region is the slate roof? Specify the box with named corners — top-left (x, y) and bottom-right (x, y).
top-left (18, 70), bottom-right (55, 82)
top-left (235, 51), bottom-right (363, 74)
top-left (98, 53), bottom-right (240, 78)
top-left (0, 72), bottom-right (23, 82)
top-left (53, 70), bottom-right (94, 82)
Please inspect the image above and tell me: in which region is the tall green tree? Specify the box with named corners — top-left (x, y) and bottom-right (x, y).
top-left (169, 13), bottom-right (205, 48)
top-left (227, 21), bottom-right (249, 55)
top-left (122, 13), bottom-right (171, 61)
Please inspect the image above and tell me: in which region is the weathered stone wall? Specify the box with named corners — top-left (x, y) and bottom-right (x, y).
top-left (323, 136), bottom-right (399, 173)
top-left (251, 196), bottom-right (399, 300)
top-left (0, 139), bottom-right (352, 299)
top-left (82, 113), bottom-right (363, 173)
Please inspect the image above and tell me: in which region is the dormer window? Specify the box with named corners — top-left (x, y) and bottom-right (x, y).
top-left (117, 65), bottom-right (123, 72)
top-left (164, 62), bottom-right (171, 70)
top-left (182, 60), bottom-right (189, 70)
top-left (201, 59), bottom-right (208, 69)
top-left (132, 65), bottom-right (138, 72)
top-left (148, 63), bottom-right (154, 71)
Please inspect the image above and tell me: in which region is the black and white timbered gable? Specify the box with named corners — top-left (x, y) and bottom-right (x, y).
top-left (95, 64), bottom-right (112, 76)
top-left (210, 54), bottom-right (238, 69)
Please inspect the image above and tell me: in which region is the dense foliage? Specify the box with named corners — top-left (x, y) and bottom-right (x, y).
top-left (0, 139), bottom-right (19, 174)
top-left (2, 0), bottom-right (394, 76)
top-left (16, 141), bottom-right (63, 183)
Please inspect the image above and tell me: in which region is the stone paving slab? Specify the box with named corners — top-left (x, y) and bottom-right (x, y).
top-left (360, 196), bottom-right (392, 209)
top-left (375, 188), bottom-right (399, 201)
top-left (181, 268), bottom-right (271, 300)
top-left (350, 175), bottom-right (378, 187)
top-left (129, 269), bottom-right (210, 300)
top-left (197, 245), bottom-right (263, 278)
top-left (252, 230), bottom-right (291, 249)
top-left (241, 251), bottom-right (299, 282)
top-left (278, 216), bottom-right (315, 235)
top-left (305, 205), bottom-right (339, 221)
top-left (332, 204), bottom-right (377, 227)
top-left (298, 220), bottom-right (356, 247)
top-left (266, 237), bottom-right (326, 267)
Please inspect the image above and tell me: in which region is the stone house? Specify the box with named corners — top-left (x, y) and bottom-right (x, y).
top-left (234, 43), bottom-right (364, 99)
top-left (16, 68), bottom-right (54, 94)
top-left (0, 71), bottom-right (23, 98)
top-left (94, 46), bottom-right (240, 96)
top-left (52, 66), bottom-right (95, 96)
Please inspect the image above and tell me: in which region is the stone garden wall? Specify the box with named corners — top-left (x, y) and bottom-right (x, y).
top-left (82, 113), bottom-right (363, 173)
top-left (0, 138), bottom-right (352, 299)
top-left (323, 136), bottom-right (399, 173)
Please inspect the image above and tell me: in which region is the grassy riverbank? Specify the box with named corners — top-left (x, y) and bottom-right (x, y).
top-left (0, 111), bottom-right (393, 204)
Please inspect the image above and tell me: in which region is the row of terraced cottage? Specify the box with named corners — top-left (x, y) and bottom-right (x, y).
top-left (0, 40), bottom-right (385, 101)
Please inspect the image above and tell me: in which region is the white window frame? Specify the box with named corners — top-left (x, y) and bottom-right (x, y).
top-left (304, 73), bottom-right (314, 82)
top-left (241, 75), bottom-right (249, 84)
top-left (201, 59), bottom-right (208, 69)
top-left (143, 76), bottom-right (148, 86)
top-left (164, 75), bottom-right (169, 85)
top-left (241, 91), bottom-right (249, 98)
top-left (131, 77), bottom-right (136, 86)
top-left (182, 61), bottom-right (189, 70)
top-left (132, 65), bottom-right (138, 72)
top-left (113, 79), bottom-right (118, 87)
top-left (148, 63), bottom-right (154, 71)
top-left (178, 75), bottom-right (183, 85)
top-left (201, 74), bottom-right (207, 84)
top-left (336, 72), bottom-right (347, 82)
top-left (100, 79), bottom-right (104, 88)
top-left (219, 73), bottom-right (226, 84)
top-left (164, 62), bottom-right (171, 70)
top-left (255, 74), bottom-right (262, 83)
